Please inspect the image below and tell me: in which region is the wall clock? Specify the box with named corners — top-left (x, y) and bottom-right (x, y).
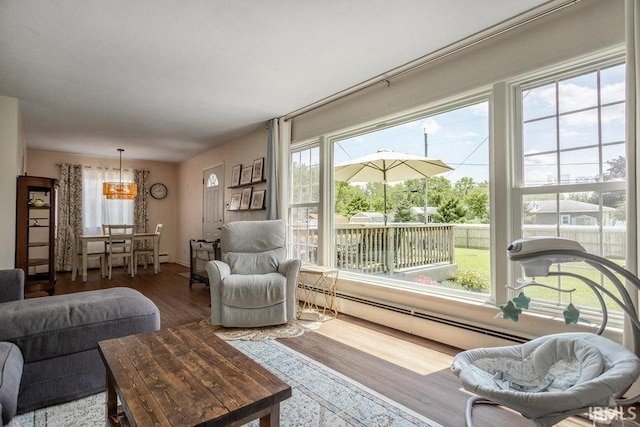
top-left (150, 183), bottom-right (168, 200)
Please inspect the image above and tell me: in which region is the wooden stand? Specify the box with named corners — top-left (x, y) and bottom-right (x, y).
top-left (15, 176), bottom-right (58, 296)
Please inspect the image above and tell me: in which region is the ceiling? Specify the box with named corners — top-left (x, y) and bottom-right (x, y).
top-left (0, 0), bottom-right (551, 163)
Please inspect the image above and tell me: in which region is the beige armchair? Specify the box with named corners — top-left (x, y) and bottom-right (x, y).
top-left (206, 219), bottom-right (301, 327)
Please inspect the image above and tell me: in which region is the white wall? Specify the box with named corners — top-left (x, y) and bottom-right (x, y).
top-left (292, 0), bottom-right (624, 142)
top-left (0, 96), bottom-right (24, 268)
top-left (176, 127), bottom-right (268, 266)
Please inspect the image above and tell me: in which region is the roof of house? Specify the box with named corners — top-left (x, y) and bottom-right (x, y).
top-left (529, 200), bottom-right (615, 213)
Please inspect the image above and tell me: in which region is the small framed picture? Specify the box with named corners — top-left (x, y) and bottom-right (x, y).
top-left (240, 187), bottom-right (252, 210)
top-left (229, 193), bottom-right (241, 210)
top-left (252, 157), bottom-right (264, 183)
top-left (240, 166), bottom-right (253, 185)
top-left (231, 164), bottom-right (242, 187)
top-left (250, 189), bottom-right (266, 209)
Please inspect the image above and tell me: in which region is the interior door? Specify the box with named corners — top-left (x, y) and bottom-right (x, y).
top-left (202, 165), bottom-right (224, 241)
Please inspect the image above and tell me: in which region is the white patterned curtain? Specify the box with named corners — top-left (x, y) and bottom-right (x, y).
top-left (56, 164), bottom-right (83, 271)
top-left (83, 167), bottom-right (134, 233)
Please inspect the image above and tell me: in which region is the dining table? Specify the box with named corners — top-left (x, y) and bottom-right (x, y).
top-left (79, 232), bottom-right (160, 282)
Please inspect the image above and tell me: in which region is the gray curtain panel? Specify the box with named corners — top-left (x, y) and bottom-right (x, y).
top-left (56, 164), bottom-right (83, 271)
top-left (266, 118), bottom-right (278, 220)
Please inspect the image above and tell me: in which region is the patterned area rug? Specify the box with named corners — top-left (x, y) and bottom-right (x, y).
top-left (198, 317), bottom-right (322, 340)
top-left (9, 340), bottom-right (441, 427)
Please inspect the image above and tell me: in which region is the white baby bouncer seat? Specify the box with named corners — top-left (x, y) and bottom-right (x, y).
top-left (452, 237), bottom-right (640, 426)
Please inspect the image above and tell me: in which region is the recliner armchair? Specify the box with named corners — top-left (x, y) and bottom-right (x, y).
top-left (206, 219), bottom-right (301, 327)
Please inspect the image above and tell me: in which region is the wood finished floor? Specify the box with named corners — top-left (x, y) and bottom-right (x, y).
top-left (50, 263), bottom-right (632, 427)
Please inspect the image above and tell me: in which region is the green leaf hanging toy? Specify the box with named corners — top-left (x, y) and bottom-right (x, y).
top-left (499, 300), bottom-right (522, 322)
top-left (563, 303), bottom-right (580, 325)
top-left (513, 292), bottom-right (531, 309)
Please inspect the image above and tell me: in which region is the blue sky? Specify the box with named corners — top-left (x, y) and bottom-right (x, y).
top-left (334, 102), bottom-right (489, 184)
top-left (333, 63), bottom-right (626, 187)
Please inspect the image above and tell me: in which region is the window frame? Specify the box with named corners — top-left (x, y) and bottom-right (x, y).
top-left (508, 50), bottom-right (627, 319)
top-left (289, 139), bottom-right (322, 264)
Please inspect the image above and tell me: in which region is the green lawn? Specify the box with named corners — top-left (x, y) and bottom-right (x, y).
top-left (454, 247), bottom-right (626, 311)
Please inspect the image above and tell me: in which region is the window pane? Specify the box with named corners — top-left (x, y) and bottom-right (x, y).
top-left (603, 147), bottom-right (626, 181)
top-left (559, 109), bottom-right (598, 150)
top-left (523, 117), bottom-right (556, 154)
top-left (333, 100), bottom-right (490, 294)
top-left (601, 63), bottom-right (625, 104)
top-left (559, 147), bottom-right (599, 184)
top-left (601, 103), bottom-right (625, 144)
top-left (291, 206), bottom-right (318, 264)
top-left (524, 153), bottom-right (557, 186)
top-left (518, 61), bottom-right (627, 315)
top-left (559, 72), bottom-right (597, 114)
top-left (291, 147), bottom-right (320, 204)
top-left (522, 82), bottom-right (556, 121)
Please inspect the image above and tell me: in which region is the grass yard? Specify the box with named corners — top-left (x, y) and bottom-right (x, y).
top-left (452, 247), bottom-right (627, 311)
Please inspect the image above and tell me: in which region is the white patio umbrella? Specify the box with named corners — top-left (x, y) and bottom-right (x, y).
top-left (334, 149), bottom-right (453, 225)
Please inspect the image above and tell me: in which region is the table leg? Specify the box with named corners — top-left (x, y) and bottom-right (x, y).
top-left (153, 236), bottom-right (160, 274)
top-left (259, 404), bottom-right (280, 427)
top-left (82, 239), bottom-right (89, 282)
top-left (105, 372), bottom-right (117, 427)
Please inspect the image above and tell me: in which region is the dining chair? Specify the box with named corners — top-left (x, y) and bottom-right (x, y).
top-left (133, 223), bottom-right (164, 274)
top-left (67, 225), bottom-right (106, 281)
top-left (105, 224), bottom-right (135, 279)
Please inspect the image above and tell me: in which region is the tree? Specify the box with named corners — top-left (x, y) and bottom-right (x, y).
top-left (394, 197), bottom-right (416, 223)
top-left (427, 176), bottom-right (454, 207)
top-left (434, 196), bottom-right (467, 223)
top-left (464, 186), bottom-right (489, 222)
top-left (454, 177), bottom-right (476, 198)
top-left (345, 195), bottom-right (371, 216)
top-left (604, 156), bottom-right (625, 180)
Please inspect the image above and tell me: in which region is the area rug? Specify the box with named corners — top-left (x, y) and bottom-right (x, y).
top-left (9, 340), bottom-right (441, 427)
top-left (198, 317), bottom-right (322, 340)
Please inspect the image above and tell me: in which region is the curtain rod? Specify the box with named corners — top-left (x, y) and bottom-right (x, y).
top-left (283, 0), bottom-right (580, 121)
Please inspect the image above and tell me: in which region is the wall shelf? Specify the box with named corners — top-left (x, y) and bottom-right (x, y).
top-left (227, 179), bottom-right (266, 189)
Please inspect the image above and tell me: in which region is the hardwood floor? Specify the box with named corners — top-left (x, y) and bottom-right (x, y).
top-left (52, 263), bottom-right (630, 427)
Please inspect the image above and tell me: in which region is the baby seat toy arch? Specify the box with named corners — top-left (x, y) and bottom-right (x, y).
top-left (451, 237), bottom-right (640, 427)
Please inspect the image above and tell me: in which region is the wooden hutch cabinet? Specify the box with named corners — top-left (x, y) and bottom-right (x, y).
top-left (15, 175), bottom-right (58, 295)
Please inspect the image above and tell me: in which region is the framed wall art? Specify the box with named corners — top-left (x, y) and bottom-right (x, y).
top-left (229, 193), bottom-right (241, 210)
top-left (240, 165), bottom-right (253, 185)
top-left (252, 157), bottom-right (264, 183)
top-left (239, 187), bottom-right (252, 210)
top-left (231, 164), bottom-right (242, 186)
top-left (250, 189), bottom-right (265, 209)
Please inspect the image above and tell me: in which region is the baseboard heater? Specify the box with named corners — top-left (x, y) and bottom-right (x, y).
top-left (306, 285), bottom-right (528, 345)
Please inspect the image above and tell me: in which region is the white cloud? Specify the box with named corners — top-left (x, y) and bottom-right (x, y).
top-left (422, 118), bottom-right (441, 135)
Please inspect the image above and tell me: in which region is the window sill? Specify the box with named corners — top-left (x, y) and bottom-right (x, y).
top-left (335, 273), bottom-right (623, 349)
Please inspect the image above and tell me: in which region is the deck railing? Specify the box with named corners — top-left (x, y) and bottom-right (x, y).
top-left (333, 224), bottom-right (455, 274)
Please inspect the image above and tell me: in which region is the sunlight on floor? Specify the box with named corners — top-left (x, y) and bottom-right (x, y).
top-left (314, 318), bottom-right (453, 375)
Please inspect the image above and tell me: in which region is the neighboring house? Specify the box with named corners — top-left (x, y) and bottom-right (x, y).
top-left (527, 200), bottom-right (615, 226)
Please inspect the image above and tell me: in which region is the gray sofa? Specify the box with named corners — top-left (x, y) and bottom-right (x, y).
top-left (0, 269), bottom-right (160, 424)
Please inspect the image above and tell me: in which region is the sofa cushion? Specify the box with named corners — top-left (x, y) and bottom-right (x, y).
top-left (0, 287), bottom-right (160, 363)
top-left (0, 342), bottom-right (23, 425)
top-left (222, 273), bottom-right (286, 309)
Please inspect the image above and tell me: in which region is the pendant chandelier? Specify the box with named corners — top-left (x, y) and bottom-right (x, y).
top-left (102, 148), bottom-right (137, 200)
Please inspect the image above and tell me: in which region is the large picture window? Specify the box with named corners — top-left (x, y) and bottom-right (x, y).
top-left (83, 167), bottom-right (135, 234)
top-left (514, 60), bottom-right (626, 311)
top-left (332, 99), bottom-right (491, 295)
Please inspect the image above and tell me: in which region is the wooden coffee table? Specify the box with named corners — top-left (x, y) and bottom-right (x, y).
top-left (98, 322), bottom-right (291, 426)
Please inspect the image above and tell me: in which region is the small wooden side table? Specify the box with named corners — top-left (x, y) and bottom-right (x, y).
top-left (297, 264), bottom-right (339, 321)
